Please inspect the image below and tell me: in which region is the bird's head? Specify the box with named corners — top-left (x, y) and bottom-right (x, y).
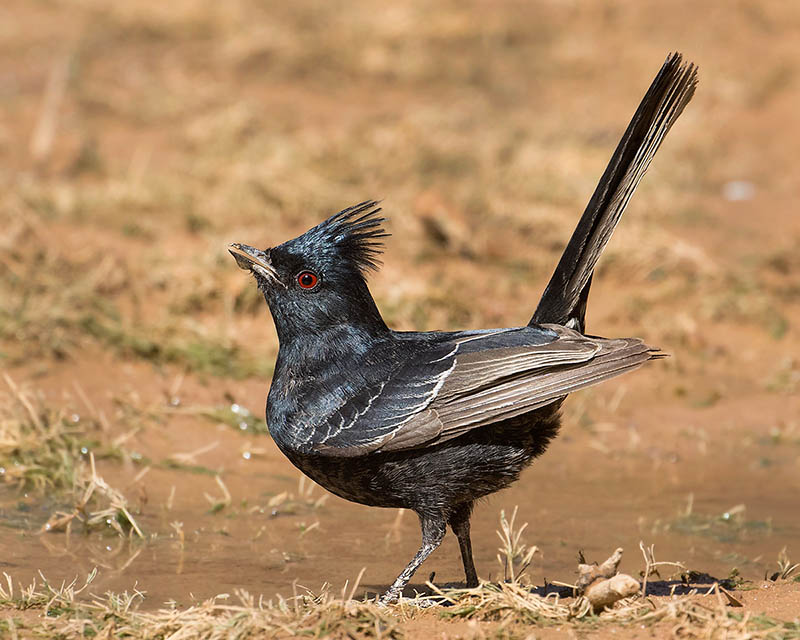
top-left (229, 201), bottom-right (390, 344)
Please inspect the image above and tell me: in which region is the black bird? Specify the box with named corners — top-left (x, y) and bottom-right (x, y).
top-left (229, 53), bottom-right (697, 603)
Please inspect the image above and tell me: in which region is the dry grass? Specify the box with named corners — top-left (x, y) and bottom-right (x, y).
top-left (495, 506), bottom-right (538, 584)
top-left (0, 205), bottom-right (270, 378)
top-left (1, 375), bottom-right (145, 538)
top-left (0, 374), bottom-right (93, 490)
top-left (771, 548), bottom-right (800, 582)
top-left (422, 579), bottom-right (800, 639)
top-left (0, 571), bottom-right (401, 639)
top-left (39, 452), bottom-right (144, 538)
top-left (1, 554), bottom-right (798, 639)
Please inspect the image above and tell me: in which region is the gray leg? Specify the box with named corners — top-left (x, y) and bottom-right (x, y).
top-left (449, 502), bottom-right (478, 588)
top-left (380, 514), bottom-right (446, 604)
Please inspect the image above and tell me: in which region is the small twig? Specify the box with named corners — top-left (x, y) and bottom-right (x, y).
top-left (639, 541), bottom-right (686, 597)
top-left (170, 441), bottom-right (219, 464)
top-left (347, 567), bottom-right (366, 602)
top-left (204, 475), bottom-right (232, 512)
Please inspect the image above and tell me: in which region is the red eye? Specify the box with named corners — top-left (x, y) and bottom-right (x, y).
top-left (297, 270), bottom-right (319, 289)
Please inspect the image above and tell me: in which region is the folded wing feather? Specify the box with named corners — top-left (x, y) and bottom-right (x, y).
top-left (310, 325), bottom-right (659, 456)
top-left (376, 325), bottom-right (658, 452)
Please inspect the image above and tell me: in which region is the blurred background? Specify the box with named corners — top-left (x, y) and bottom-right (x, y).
top-left (1, 0), bottom-right (799, 603)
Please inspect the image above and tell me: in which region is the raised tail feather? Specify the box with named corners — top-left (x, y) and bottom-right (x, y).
top-left (531, 53), bottom-right (698, 331)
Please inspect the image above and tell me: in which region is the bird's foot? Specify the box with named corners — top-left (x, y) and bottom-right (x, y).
top-left (377, 589), bottom-right (399, 607)
top-left (377, 591), bottom-right (437, 608)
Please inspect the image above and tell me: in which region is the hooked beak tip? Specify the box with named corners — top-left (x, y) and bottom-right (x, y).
top-left (228, 243), bottom-right (284, 288)
top-left (228, 243), bottom-right (266, 271)
top-left (228, 244), bottom-right (252, 271)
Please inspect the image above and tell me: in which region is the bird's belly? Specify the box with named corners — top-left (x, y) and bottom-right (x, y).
top-left (276, 406), bottom-right (561, 514)
top-left (283, 451), bottom-right (407, 508)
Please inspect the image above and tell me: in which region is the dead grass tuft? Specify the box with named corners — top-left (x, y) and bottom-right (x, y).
top-left (40, 452), bottom-right (144, 538)
top-left (1, 376), bottom-right (142, 537)
top-left (0, 374), bottom-right (91, 490)
top-left (770, 548), bottom-right (800, 582)
top-left (495, 506), bottom-right (538, 583)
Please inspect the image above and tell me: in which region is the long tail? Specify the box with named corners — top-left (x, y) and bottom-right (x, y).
top-left (530, 53), bottom-right (698, 331)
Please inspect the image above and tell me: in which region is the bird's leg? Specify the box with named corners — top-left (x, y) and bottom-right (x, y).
top-left (449, 502), bottom-right (479, 588)
top-left (379, 514), bottom-right (446, 604)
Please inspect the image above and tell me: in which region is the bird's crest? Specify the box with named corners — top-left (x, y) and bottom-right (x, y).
top-left (299, 200), bottom-right (388, 275)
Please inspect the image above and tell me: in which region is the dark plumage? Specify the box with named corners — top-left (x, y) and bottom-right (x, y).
top-left (229, 53), bottom-right (697, 602)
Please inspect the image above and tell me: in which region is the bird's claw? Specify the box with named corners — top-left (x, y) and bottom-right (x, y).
top-left (377, 592), bottom-right (438, 608)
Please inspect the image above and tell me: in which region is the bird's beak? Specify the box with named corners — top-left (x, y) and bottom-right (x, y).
top-left (228, 243), bottom-right (284, 287)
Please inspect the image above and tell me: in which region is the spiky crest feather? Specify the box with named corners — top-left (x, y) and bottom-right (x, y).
top-left (296, 200), bottom-right (388, 276)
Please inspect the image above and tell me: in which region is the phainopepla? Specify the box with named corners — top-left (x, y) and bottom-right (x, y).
top-left (229, 53), bottom-right (697, 603)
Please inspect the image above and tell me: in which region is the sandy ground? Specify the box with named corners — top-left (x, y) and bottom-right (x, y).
top-left (1, 0), bottom-right (799, 637)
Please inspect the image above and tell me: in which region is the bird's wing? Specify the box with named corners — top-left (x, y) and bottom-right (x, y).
top-left (310, 325), bottom-right (656, 456)
top-left (374, 324), bottom-right (657, 452)
top-left (308, 328), bottom-right (530, 456)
